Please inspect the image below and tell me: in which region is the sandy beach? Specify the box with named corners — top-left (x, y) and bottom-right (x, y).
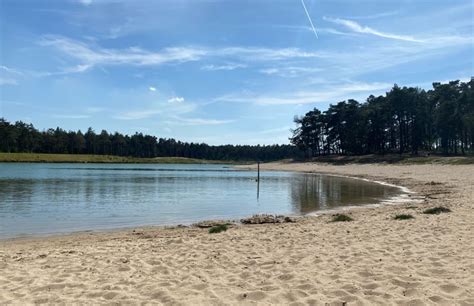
top-left (1, 162), bottom-right (473, 305)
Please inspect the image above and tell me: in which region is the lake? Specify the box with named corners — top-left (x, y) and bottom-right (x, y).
top-left (0, 163), bottom-right (402, 238)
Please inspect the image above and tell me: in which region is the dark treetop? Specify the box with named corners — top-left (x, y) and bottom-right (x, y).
top-left (291, 79), bottom-right (473, 156)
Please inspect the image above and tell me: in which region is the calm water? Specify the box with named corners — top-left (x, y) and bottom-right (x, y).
top-left (0, 163), bottom-right (401, 238)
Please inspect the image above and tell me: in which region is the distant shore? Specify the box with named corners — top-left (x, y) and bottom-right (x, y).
top-left (1, 161), bottom-right (473, 304)
top-left (0, 152), bottom-right (234, 164)
top-left (1, 152), bottom-right (472, 165)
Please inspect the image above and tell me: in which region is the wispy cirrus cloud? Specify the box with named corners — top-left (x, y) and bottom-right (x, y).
top-left (36, 26), bottom-right (469, 82)
top-left (216, 47), bottom-right (324, 61)
top-left (323, 17), bottom-right (423, 43)
top-left (346, 11), bottom-right (400, 20)
top-left (259, 66), bottom-right (322, 78)
top-left (60, 64), bottom-right (92, 74)
top-left (113, 93), bottom-right (231, 124)
top-left (1, 65), bottom-right (24, 75)
top-left (39, 35), bottom-right (325, 71)
top-left (0, 63), bottom-right (91, 84)
top-left (114, 95), bottom-right (195, 120)
top-left (39, 36), bottom-right (206, 66)
top-left (215, 81), bottom-right (392, 105)
top-left (201, 63), bottom-right (247, 71)
top-left (1, 65), bottom-right (22, 85)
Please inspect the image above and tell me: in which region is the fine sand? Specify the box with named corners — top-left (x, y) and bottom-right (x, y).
top-left (1, 162), bottom-right (473, 305)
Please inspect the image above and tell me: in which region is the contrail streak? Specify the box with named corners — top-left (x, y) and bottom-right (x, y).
top-left (300, 0), bottom-right (318, 39)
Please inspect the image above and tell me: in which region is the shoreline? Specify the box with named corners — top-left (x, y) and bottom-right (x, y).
top-left (1, 162), bottom-right (473, 304)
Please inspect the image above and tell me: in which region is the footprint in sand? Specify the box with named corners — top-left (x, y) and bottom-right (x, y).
top-left (295, 283), bottom-right (314, 291)
top-left (191, 283), bottom-right (208, 290)
top-left (102, 291), bottom-right (120, 300)
top-left (277, 273), bottom-right (294, 281)
top-left (118, 265), bottom-right (131, 272)
top-left (439, 283), bottom-right (461, 294)
top-left (362, 283), bottom-right (379, 290)
top-left (241, 291), bottom-right (267, 301)
top-left (429, 295), bottom-right (448, 303)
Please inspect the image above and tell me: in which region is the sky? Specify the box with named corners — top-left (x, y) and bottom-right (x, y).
top-left (0, 0), bottom-right (473, 145)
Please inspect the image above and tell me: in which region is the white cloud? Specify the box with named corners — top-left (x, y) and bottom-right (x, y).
top-left (149, 86), bottom-right (156, 92)
top-left (326, 33), bottom-right (472, 77)
top-left (272, 25), bottom-right (354, 37)
top-left (347, 11), bottom-right (400, 20)
top-left (168, 96), bottom-right (184, 103)
top-left (201, 63), bottom-right (247, 71)
top-left (114, 95), bottom-right (194, 120)
top-left (259, 66), bottom-right (322, 78)
top-left (0, 63), bottom-right (91, 80)
top-left (215, 47), bottom-right (324, 61)
top-left (323, 17), bottom-right (423, 43)
top-left (39, 36), bottom-right (206, 67)
top-left (62, 64), bottom-right (92, 73)
top-left (39, 36), bottom-right (326, 70)
top-left (0, 66), bottom-right (22, 85)
top-left (37, 29), bottom-right (469, 80)
top-left (0, 65), bottom-right (23, 75)
top-left (215, 81), bottom-right (392, 105)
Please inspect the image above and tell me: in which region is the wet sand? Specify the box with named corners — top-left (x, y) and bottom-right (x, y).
top-left (1, 162), bottom-right (473, 305)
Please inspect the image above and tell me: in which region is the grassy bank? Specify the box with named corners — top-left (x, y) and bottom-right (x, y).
top-left (0, 153), bottom-right (232, 164)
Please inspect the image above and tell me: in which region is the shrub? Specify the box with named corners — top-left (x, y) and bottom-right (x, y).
top-left (208, 224), bottom-right (228, 234)
top-left (394, 214), bottom-right (414, 220)
top-left (331, 214), bottom-right (353, 222)
top-left (423, 206), bottom-right (451, 215)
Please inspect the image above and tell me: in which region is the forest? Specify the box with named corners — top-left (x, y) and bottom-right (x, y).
top-left (0, 119), bottom-right (299, 161)
top-left (291, 79), bottom-right (473, 156)
top-left (1, 79), bottom-right (472, 161)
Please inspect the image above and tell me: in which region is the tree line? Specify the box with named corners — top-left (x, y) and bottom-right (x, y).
top-left (1, 79), bottom-right (472, 161)
top-left (0, 119), bottom-right (300, 161)
top-left (291, 79), bottom-right (474, 156)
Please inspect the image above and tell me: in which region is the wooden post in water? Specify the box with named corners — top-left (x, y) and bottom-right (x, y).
top-left (257, 161), bottom-right (260, 200)
top-left (257, 162), bottom-right (260, 182)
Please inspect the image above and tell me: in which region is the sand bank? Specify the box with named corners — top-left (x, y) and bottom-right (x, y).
top-left (1, 162), bottom-right (473, 305)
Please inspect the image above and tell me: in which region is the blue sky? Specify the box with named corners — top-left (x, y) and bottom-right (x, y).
top-left (0, 0), bottom-right (472, 145)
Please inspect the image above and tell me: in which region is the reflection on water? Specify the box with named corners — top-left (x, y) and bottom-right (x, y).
top-left (0, 163), bottom-right (400, 238)
top-left (290, 174), bottom-right (396, 213)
